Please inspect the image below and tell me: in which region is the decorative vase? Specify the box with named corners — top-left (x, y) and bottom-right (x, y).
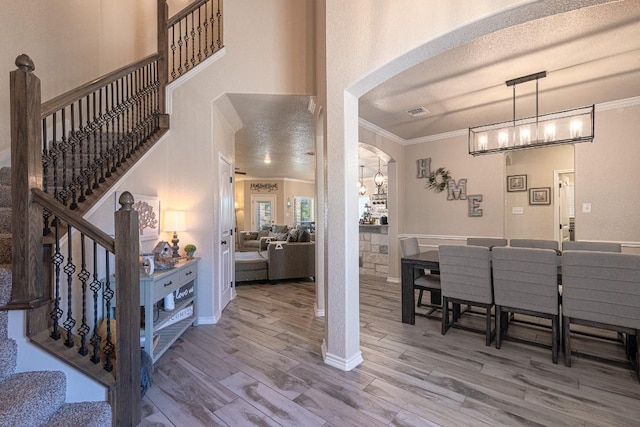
top-left (186, 250), bottom-right (195, 259)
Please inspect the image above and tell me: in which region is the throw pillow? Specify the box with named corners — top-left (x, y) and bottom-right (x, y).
top-left (274, 232), bottom-right (288, 241)
top-left (258, 229), bottom-right (269, 238)
top-left (287, 229), bottom-right (300, 242)
top-left (299, 230), bottom-right (311, 242)
top-left (273, 224), bottom-right (289, 234)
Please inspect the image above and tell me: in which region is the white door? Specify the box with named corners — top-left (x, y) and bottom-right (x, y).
top-left (554, 170), bottom-right (574, 243)
top-left (219, 155), bottom-right (234, 311)
top-left (559, 176), bottom-right (571, 242)
top-left (250, 194), bottom-right (277, 230)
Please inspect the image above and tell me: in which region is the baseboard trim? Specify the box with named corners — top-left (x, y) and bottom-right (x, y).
top-left (314, 304), bottom-right (325, 317)
top-left (322, 342), bottom-right (364, 371)
top-left (197, 315), bottom-right (218, 325)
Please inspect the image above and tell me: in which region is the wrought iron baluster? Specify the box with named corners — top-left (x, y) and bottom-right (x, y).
top-left (190, 12), bottom-right (196, 67)
top-left (184, 16), bottom-right (191, 72)
top-left (50, 217), bottom-right (63, 340)
top-left (102, 253), bottom-right (114, 372)
top-left (51, 113), bottom-right (60, 202)
top-left (41, 118), bottom-right (52, 235)
top-left (203, 1), bottom-right (210, 58)
top-left (197, 7), bottom-right (203, 62)
top-left (69, 103), bottom-right (79, 210)
top-left (83, 95), bottom-right (93, 196)
top-left (125, 74), bottom-right (132, 158)
top-left (171, 25), bottom-right (177, 80)
top-left (217, 0), bottom-right (222, 49)
top-left (89, 241), bottom-right (102, 364)
top-left (177, 21), bottom-right (184, 76)
top-left (77, 234), bottom-right (90, 356)
top-left (210, 1), bottom-right (215, 54)
top-left (98, 87), bottom-right (106, 183)
top-left (63, 224), bottom-right (76, 348)
top-left (59, 109), bottom-right (70, 206)
top-left (91, 92), bottom-right (99, 190)
top-left (104, 84), bottom-right (112, 177)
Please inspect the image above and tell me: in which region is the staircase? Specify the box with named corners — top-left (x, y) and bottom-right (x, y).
top-left (0, 167), bottom-right (111, 427)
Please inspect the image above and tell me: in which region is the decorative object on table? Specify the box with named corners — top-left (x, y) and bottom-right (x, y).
top-left (427, 167), bottom-right (452, 192)
top-left (529, 187), bottom-right (551, 205)
top-left (152, 241), bottom-right (172, 260)
top-left (163, 292), bottom-right (175, 311)
top-left (184, 244), bottom-right (196, 259)
top-left (163, 210), bottom-right (186, 257)
top-left (141, 253), bottom-right (155, 276)
top-left (507, 174), bottom-right (527, 192)
top-left (116, 193), bottom-right (160, 241)
top-left (469, 71), bottom-right (594, 155)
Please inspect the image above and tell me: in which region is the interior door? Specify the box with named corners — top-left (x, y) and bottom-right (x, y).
top-left (250, 194), bottom-right (277, 229)
top-left (559, 175), bottom-right (571, 242)
top-left (219, 155), bottom-right (234, 311)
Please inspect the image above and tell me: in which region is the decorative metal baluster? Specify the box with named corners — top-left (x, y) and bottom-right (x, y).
top-left (102, 253), bottom-right (114, 372)
top-left (110, 82), bottom-right (117, 173)
top-left (51, 113), bottom-right (60, 202)
top-left (136, 69), bottom-right (143, 150)
top-left (197, 7), bottom-right (203, 62)
top-left (217, 0), bottom-right (222, 49)
top-left (104, 85), bottom-right (112, 178)
top-left (41, 118), bottom-right (52, 236)
top-left (77, 234), bottom-right (90, 356)
top-left (69, 103), bottom-right (79, 210)
top-left (91, 92), bottom-right (99, 190)
top-left (50, 218), bottom-right (63, 340)
top-left (203, 2), bottom-right (209, 58)
top-left (210, 1), bottom-right (216, 54)
top-left (177, 21), bottom-right (184, 76)
top-left (116, 79), bottom-right (124, 167)
top-left (82, 95), bottom-right (93, 197)
top-left (63, 224), bottom-right (77, 348)
top-left (170, 25), bottom-right (177, 80)
top-left (89, 241), bottom-right (102, 364)
top-left (153, 61), bottom-right (160, 130)
top-left (190, 12), bottom-right (196, 67)
top-left (124, 74), bottom-right (132, 158)
top-left (98, 87), bottom-right (106, 183)
top-left (184, 16), bottom-right (191, 72)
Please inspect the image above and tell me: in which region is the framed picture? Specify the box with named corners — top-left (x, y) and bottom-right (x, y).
top-left (529, 187), bottom-right (551, 205)
top-left (507, 174), bottom-right (527, 192)
top-left (116, 193), bottom-right (161, 241)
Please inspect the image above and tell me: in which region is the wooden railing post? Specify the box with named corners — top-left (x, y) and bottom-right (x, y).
top-left (157, 0), bottom-right (170, 129)
top-left (113, 191), bottom-right (141, 426)
top-left (10, 54), bottom-right (43, 305)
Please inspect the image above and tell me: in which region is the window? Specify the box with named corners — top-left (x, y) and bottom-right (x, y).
top-left (294, 197), bottom-right (314, 230)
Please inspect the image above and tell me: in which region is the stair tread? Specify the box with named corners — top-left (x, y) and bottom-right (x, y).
top-left (0, 370), bottom-right (66, 426)
top-left (46, 401), bottom-right (112, 427)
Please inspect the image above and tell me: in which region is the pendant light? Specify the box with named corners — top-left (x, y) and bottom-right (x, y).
top-left (373, 157), bottom-right (384, 188)
top-left (358, 166), bottom-right (367, 195)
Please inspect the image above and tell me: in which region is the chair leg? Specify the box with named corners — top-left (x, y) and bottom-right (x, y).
top-left (495, 306), bottom-right (502, 349)
top-left (551, 314), bottom-right (559, 364)
top-left (563, 315), bottom-right (571, 367)
top-left (417, 289), bottom-right (424, 307)
top-left (485, 306), bottom-right (493, 346)
top-left (441, 297), bottom-right (449, 335)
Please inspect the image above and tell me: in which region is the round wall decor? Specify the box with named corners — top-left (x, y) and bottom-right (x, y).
top-left (427, 167), bottom-right (452, 192)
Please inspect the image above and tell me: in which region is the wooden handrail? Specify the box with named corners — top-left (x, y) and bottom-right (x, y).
top-left (31, 188), bottom-right (115, 253)
top-left (40, 53), bottom-right (161, 119)
top-left (167, 0), bottom-right (210, 27)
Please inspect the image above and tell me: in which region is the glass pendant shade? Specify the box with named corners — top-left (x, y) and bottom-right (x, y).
top-left (373, 158), bottom-right (384, 187)
top-left (358, 166), bottom-right (367, 195)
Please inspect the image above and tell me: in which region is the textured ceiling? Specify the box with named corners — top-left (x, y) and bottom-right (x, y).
top-left (232, 1), bottom-right (640, 181)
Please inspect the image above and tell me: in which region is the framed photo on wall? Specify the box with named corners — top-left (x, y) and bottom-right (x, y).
top-left (529, 187), bottom-right (551, 205)
top-left (115, 192), bottom-right (161, 241)
top-left (507, 174), bottom-right (527, 192)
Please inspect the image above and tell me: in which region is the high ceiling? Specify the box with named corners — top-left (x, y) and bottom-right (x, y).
top-left (232, 1), bottom-right (640, 181)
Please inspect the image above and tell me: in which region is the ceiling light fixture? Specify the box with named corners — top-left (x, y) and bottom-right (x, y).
top-left (358, 166), bottom-right (367, 196)
top-left (373, 157), bottom-right (384, 189)
top-left (468, 71), bottom-right (594, 156)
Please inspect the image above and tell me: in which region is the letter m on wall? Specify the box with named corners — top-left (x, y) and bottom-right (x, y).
top-left (447, 179), bottom-right (468, 200)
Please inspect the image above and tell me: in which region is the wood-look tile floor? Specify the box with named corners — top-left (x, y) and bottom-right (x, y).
top-left (140, 275), bottom-right (640, 426)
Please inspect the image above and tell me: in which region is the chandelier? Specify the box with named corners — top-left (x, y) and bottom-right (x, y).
top-left (358, 165), bottom-right (367, 195)
top-left (469, 71), bottom-right (594, 156)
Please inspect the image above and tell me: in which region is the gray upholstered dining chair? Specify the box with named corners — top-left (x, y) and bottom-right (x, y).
top-left (561, 250), bottom-right (640, 373)
top-left (399, 237), bottom-right (441, 318)
top-left (510, 239), bottom-right (558, 251)
top-left (492, 247), bottom-right (561, 363)
top-left (438, 244), bottom-right (494, 345)
top-left (467, 237), bottom-right (507, 249)
top-left (562, 241), bottom-right (622, 252)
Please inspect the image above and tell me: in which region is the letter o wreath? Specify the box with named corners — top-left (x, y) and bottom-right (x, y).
top-left (427, 167), bottom-right (451, 193)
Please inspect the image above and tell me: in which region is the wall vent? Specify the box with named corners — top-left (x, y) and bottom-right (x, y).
top-left (406, 106), bottom-right (430, 117)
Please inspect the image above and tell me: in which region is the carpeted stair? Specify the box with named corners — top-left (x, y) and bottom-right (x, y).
top-left (0, 167), bottom-right (112, 427)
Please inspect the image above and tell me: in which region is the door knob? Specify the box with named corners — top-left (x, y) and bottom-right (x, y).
top-left (221, 240), bottom-right (227, 245)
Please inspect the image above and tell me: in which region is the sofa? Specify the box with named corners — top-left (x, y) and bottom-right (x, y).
top-left (265, 241), bottom-right (315, 281)
top-left (238, 225), bottom-right (290, 252)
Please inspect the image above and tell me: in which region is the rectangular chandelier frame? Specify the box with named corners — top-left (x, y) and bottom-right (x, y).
top-left (468, 104), bottom-right (594, 156)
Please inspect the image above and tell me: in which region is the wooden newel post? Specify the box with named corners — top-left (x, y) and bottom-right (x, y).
top-left (157, 0), bottom-right (170, 129)
top-left (114, 191), bottom-right (141, 427)
top-left (10, 54), bottom-right (44, 305)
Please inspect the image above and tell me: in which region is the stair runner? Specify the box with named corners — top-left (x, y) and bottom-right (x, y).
top-left (0, 167), bottom-right (111, 427)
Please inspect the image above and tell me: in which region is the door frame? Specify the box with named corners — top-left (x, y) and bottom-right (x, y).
top-left (554, 168), bottom-right (574, 243)
top-left (219, 154), bottom-right (235, 313)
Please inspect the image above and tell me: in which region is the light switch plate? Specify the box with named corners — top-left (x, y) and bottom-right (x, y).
top-left (511, 207), bottom-right (524, 215)
top-left (582, 203), bottom-right (592, 213)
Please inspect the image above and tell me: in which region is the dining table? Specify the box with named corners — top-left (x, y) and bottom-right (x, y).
top-left (401, 249), bottom-right (440, 324)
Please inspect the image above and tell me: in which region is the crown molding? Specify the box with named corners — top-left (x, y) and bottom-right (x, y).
top-left (405, 129), bottom-right (468, 145)
top-left (595, 95), bottom-right (640, 112)
top-left (358, 118), bottom-right (406, 144)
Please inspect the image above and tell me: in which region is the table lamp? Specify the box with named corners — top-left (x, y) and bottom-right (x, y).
top-left (163, 210), bottom-right (186, 258)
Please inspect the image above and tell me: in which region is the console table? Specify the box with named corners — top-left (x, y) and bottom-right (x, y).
top-left (140, 258), bottom-right (198, 362)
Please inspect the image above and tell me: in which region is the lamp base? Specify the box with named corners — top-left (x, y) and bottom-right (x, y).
top-left (171, 232), bottom-right (180, 258)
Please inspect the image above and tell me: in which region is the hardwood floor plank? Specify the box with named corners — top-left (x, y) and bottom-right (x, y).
top-left (390, 409), bottom-right (442, 427)
top-left (219, 371), bottom-right (326, 426)
top-left (214, 398), bottom-right (282, 427)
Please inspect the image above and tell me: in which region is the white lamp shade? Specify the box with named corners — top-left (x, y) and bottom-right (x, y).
top-left (164, 210), bottom-right (186, 232)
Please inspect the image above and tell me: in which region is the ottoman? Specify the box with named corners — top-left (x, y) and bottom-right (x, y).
top-left (235, 251), bottom-right (268, 282)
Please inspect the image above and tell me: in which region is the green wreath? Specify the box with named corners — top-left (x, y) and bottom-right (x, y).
top-left (427, 167), bottom-right (452, 192)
